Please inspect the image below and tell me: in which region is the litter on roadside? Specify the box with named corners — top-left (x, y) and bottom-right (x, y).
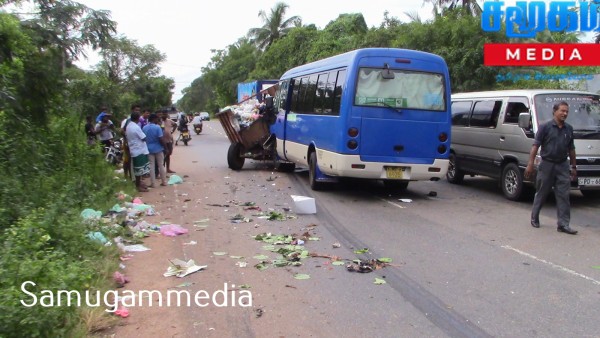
top-left (290, 195), bottom-right (316, 214)
top-left (398, 199), bottom-right (412, 203)
top-left (160, 224), bottom-right (189, 236)
top-left (163, 259), bottom-right (206, 278)
top-left (168, 175), bottom-right (184, 185)
top-left (122, 244), bottom-right (151, 252)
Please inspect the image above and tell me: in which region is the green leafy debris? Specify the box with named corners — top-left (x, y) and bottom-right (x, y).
top-left (354, 248), bottom-right (369, 254)
top-left (377, 257), bottom-right (393, 263)
top-left (374, 278), bottom-right (387, 285)
top-left (253, 254), bottom-right (269, 260)
top-left (294, 274), bottom-right (311, 280)
top-left (332, 261), bottom-right (345, 266)
top-left (239, 284), bottom-right (251, 289)
top-left (213, 252), bottom-right (228, 256)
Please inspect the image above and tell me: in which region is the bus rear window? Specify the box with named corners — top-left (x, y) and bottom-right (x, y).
top-left (355, 68), bottom-right (445, 111)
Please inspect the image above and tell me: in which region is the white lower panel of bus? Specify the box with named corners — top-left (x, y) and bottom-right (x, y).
top-left (279, 140), bottom-right (448, 181)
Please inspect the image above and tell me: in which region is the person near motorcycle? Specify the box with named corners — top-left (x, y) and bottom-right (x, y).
top-left (160, 112), bottom-right (176, 173)
top-left (191, 112), bottom-right (203, 134)
top-left (175, 111), bottom-right (191, 145)
top-left (95, 112), bottom-right (115, 151)
top-left (125, 110), bottom-right (150, 192)
top-left (142, 113), bottom-right (167, 188)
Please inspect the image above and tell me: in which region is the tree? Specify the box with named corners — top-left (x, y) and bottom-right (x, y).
top-left (423, 0), bottom-right (482, 16)
top-left (247, 2), bottom-right (301, 50)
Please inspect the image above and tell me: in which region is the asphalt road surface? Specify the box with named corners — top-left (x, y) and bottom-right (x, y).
top-left (110, 120), bottom-right (600, 338)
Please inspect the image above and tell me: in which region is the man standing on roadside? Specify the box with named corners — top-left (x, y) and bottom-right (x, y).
top-left (95, 112), bottom-right (115, 150)
top-left (525, 101), bottom-right (578, 235)
top-left (161, 111), bottom-right (176, 173)
top-left (142, 113), bottom-right (167, 188)
top-left (125, 111), bottom-right (150, 192)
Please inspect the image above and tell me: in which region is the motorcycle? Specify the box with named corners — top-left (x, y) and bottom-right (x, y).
top-left (193, 123), bottom-right (203, 135)
top-left (105, 138), bottom-right (123, 165)
top-left (175, 125), bottom-right (191, 146)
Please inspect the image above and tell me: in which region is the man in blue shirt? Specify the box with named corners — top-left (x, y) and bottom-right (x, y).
top-left (142, 113), bottom-right (167, 187)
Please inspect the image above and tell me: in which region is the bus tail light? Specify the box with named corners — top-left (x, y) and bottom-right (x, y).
top-left (438, 145), bottom-right (447, 154)
top-left (348, 127), bottom-right (359, 137)
top-left (347, 140), bottom-right (358, 150)
top-left (438, 132), bottom-right (448, 142)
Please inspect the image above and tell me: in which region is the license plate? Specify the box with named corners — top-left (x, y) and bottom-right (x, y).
top-left (183, 132), bottom-right (189, 137)
top-left (385, 166), bottom-right (407, 179)
top-left (578, 177), bottom-right (600, 186)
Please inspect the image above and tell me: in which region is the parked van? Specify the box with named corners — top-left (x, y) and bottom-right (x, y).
top-left (449, 89), bottom-right (600, 200)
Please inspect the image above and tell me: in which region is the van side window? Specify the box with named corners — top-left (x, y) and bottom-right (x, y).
top-left (451, 101), bottom-right (472, 126)
top-left (470, 100), bottom-right (502, 128)
top-left (503, 98), bottom-right (529, 124)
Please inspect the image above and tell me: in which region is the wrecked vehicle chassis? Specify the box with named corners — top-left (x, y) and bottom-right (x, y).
top-left (217, 108), bottom-right (276, 170)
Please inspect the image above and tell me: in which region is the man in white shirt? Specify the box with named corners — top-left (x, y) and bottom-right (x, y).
top-left (125, 110), bottom-right (150, 192)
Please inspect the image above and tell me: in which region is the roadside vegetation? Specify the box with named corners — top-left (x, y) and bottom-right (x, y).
top-left (0, 0), bottom-right (172, 336)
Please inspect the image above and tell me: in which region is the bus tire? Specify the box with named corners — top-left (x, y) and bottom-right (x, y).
top-left (384, 180), bottom-right (409, 191)
top-left (227, 143), bottom-right (245, 170)
top-left (309, 151), bottom-right (325, 190)
top-left (446, 153), bottom-right (464, 184)
top-left (501, 162), bottom-right (523, 201)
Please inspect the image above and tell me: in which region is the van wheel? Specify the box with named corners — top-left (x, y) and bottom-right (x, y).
top-left (227, 143), bottom-right (245, 170)
top-left (446, 153), bottom-right (464, 184)
top-left (309, 152), bottom-right (325, 190)
top-left (501, 162), bottom-right (524, 201)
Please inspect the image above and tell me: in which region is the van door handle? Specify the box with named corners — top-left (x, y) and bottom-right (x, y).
top-left (499, 136), bottom-right (505, 141)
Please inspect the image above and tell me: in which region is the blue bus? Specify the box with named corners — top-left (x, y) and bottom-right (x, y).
top-left (268, 48), bottom-right (452, 190)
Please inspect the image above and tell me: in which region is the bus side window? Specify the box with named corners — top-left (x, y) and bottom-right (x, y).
top-left (323, 70), bottom-right (336, 115)
top-left (305, 74), bottom-right (318, 114)
top-left (333, 69), bottom-right (346, 116)
top-left (314, 73), bottom-right (328, 114)
top-left (296, 77), bottom-right (308, 113)
top-left (451, 101), bottom-right (472, 126)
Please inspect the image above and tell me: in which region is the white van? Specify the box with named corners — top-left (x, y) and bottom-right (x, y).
top-left (449, 89), bottom-right (600, 200)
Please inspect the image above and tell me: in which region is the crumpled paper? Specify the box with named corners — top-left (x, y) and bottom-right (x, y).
top-left (163, 259), bottom-right (206, 278)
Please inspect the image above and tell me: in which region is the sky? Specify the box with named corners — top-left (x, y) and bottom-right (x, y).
top-left (75, 0), bottom-right (438, 102)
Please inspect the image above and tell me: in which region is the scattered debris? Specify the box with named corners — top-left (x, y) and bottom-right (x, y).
top-left (236, 261), bottom-right (248, 268)
top-left (398, 199), bottom-right (412, 203)
top-left (230, 214), bottom-right (252, 223)
top-left (354, 248), bottom-right (370, 254)
top-left (213, 252), bottom-right (228, 256)
top-left (113, 271), bottom-right (130, 287)
top-left (428, 191), bottom-right (438, 197)
top-left (332, 242), bottom-right (341, 248)
top-left (254, 308), bottom-right (264, 318)
top-left (122, 244), bottom-right (151, 252)
top-left (293, 273), bottom-right (311, 280)
top-left (168, 175), bottom-right (183, 185)
top-left (291, 195), bottom-right (316, 214)
top-left (160, 224), bottom-right (189, 236)
top-left (239, 284), bottom-right (251, 289)
top-left (374, 278), bottom-right (387, 285)
top-left (346, 259), bottom-right (391, 273)
top-left (163, 259), bottom-right (206, 278)
top-left (183, 241), bottom-right (197, 246)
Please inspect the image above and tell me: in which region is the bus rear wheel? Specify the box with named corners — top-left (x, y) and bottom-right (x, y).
top-left (227, 143), bottom-right (245, 170)
top-left (309, 151), bottom-right (325, 190)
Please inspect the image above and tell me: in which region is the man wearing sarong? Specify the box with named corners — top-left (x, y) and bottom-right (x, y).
top-left (125, 110), bottom-right (150, 192)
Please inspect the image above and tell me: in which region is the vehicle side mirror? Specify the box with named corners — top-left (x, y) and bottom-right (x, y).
top-left (518, 112), bottom-right (532, 129)
top-left (265, 96), bottom-right (274, 109)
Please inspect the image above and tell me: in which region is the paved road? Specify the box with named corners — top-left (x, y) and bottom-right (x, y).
top-left (115, 120), bottom-right (600, 338)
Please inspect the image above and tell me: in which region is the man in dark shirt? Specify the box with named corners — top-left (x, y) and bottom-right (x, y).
top-left (525, 101), bottom-right (577, 235)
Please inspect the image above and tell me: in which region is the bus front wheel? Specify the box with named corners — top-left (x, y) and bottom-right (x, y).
top-left (309, 152), bottom-right (325, 190)
top-left (227, 143), bottom-right (245, 170)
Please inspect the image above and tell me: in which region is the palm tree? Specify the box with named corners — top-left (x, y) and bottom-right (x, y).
top-left (423, 0), bottom-right (482, 16)
top-left (247, 2), bottom-right (301, 50)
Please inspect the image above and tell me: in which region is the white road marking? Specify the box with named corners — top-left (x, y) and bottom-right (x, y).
top-left (502, 245), bottom-right (600, 286)
top-left (381, 198), bottom-right (406, 209)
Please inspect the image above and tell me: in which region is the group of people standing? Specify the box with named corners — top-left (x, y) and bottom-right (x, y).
top-left (86, 105), bottom-right (179, 192)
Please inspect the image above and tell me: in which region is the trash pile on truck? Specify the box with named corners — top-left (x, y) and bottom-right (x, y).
top-left (221, 99), bottom-right (266, 128)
